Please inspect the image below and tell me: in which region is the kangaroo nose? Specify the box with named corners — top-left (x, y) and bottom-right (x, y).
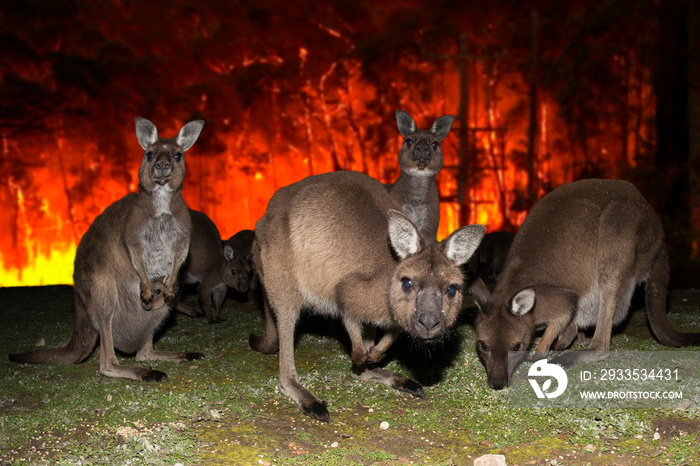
top-left (155, 160), bottom-right (170, 171)
top-left (239, 280), bottom-right (249, 292)
top-left (489, 378), bottom-right (508, 390)
top-left (412, 145), bottom-right (430, 162)
top-left (417, 312), bottom-right (439, 333)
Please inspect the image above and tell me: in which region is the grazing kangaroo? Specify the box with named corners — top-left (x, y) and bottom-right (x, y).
top-left (176, 209), bottom-right (251, 323)
top-left (250, 170), bottom-right (485, 422)
top-left (470, 178), bottom-right (700, 390)
top-left (387, 110), bottom-right (455, 241)
top-left (9, 117), bottom-right (205, 381)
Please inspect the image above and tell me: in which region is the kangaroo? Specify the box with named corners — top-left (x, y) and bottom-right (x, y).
top-left (470, 178), bottom-right (700, 390)
top-left (224, 229), bottom-right (257, 293)
top-left (249, 170), bottom-right (485, 422)
top-left (386, 110), bottom-right (455, 241)
top-left (465, 231), bottom-right (515, 281)
top-left (175, 209), bottom-right (251, 323)
top-left (9, 117), bottom-right (205, 382)
top-left (146, 276), bottom-right (168, 310)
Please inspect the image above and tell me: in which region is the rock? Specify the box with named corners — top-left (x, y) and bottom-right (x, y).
top-left (676, 400), bottom-right (691, 411)
top-left (379, 421), bottom-right (389, 430)
top-left (653, 432), bottom-right (661, 440)
top-left (473, 453), bottom-right (507, 466)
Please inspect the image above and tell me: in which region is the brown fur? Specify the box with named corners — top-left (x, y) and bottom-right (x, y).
top-left (176, 209), bottom-right (251, 323)
top-left (471, 179), bottom-right (700, 390)
top-left (465, 231), bottom-right (515, 280)
top-left (250, 170), bottom-right (485, 422)
top-left (224, 229), bottom-right (256, 292)
top-left (386, 110), bottom-right (454, 241)
top-left (9, 117), bottom-right (205, 381)
top-left (144, 276), bottom-right (167, 310)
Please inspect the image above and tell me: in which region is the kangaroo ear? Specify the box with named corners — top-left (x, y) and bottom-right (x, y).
top-left (223, 244), bottom-right (235, 262)
top-left (468, 277), bottom-right (491, 312)
top-left (442, 224), bottom-right (486, 267)
top-left (395, 110), bottom-right (417, 138)
top-left (430, 115), bottom-right (455, 141)
top-left (176, 120), bottom-right (205, 151)
top-left (510, 287), bottom-right (535, 316)
top-left (387, 209), bottom-right (422, 259)
top-left (135, 117), bottom-right (158, 149)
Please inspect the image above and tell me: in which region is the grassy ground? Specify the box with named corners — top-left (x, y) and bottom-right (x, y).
top-left (0, 284), bottom-right (699, 465)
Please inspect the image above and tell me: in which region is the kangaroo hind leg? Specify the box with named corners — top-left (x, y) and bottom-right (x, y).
top-left (96, 308), bottom-right (170, 382)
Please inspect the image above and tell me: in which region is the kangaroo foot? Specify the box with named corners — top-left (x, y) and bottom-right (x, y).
top-left (143, 369), bottom-right (169, 382)
top-left (281, 380), bottom-right (330, 423)
top-left (182, 352), bottom-right (205, 362)
top-left (351, 364), bottom-right (424, 399)
top-left (300, 397), bottom-right (330, 424)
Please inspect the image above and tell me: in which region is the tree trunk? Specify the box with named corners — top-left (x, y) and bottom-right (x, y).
top-left (655, 0), bottom-right (690, 285)
top-left (688, 0), bottom-right (700, 258)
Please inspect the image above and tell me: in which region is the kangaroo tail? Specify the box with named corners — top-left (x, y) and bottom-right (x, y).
top-left (9, 297), bottom-right (98, 364)
top-left (646, 247), bottom-right (700, 347)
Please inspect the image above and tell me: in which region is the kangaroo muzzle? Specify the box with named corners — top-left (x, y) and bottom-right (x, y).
top-left (152, 153), bottom-right (173, 182)
top-left (412, 144), bottom-right (431, 169)
top-left (411, 288), bottom-right (445, 340)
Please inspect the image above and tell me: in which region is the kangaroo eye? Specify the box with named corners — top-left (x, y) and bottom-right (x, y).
top-left (432, 141), bottom-right (439, 149)
top-left (146, 151), bottom-right (154, 161)
top-left (401, 277), bottom-right (413, 291)
top-left (231, 270), bottom-right (238, 276)
top-left (154, 288), bottom-right (161, 295)
top-left (174, 152), bottom-right (183, 162)
top-left (512, 343), bottom-right (522, 352)
top-left (405, 139), bottom-right (413, 148)
top-left (447, 284), bottom-right (458, 297)
top-left (478, 340), bottom-right (490, 352)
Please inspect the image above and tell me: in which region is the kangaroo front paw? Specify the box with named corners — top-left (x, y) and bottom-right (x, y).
top-left (140, 285), bottom-right (154, 307)
top-left (351, 349), bottom-right (369, 366)
top-left (163, 283), bottom-right (178, 303)
top-left (365, 346), bottom-right (385, 364)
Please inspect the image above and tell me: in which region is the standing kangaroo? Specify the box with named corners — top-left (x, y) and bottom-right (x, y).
top-left (9, 117), bottom-right (205, 382)
top-left (387, 110), bottom-right (455, 241)
top-left (470, 179), bottom-right (700, 390)
top-left (175, 208), bottom-right (251, 323)
top-left (250, 170), bottom-right (484, 422)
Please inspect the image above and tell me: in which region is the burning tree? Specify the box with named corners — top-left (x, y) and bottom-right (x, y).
top-left (0, 0), bottom-right (692, 286)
